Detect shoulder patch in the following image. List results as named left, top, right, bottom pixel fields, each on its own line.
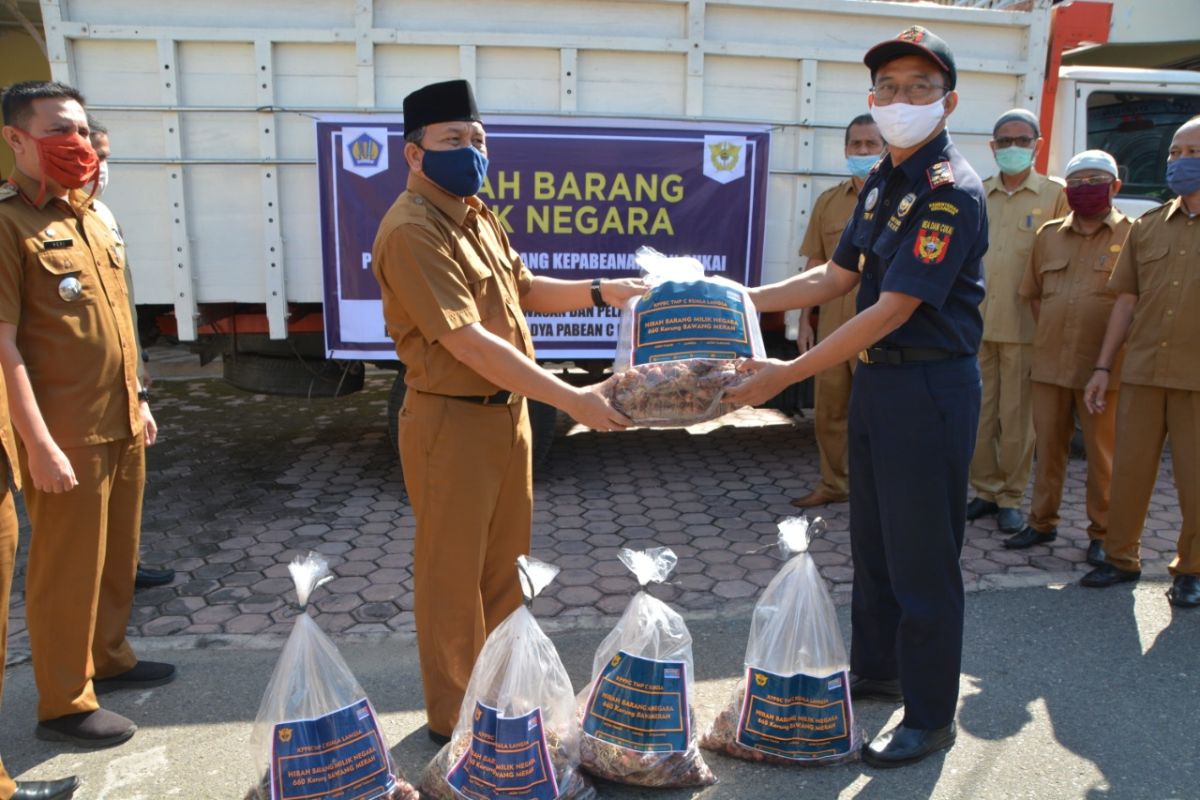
left=0, top=184, right=17, bottom=202
left=927, top=161, right=955, bottom=189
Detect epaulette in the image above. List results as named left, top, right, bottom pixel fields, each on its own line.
left=0, top=183, right=17, bottom=202
left=927, top=161, right=955, bottom=190
left=1138, top=200, right=1171, bottom=219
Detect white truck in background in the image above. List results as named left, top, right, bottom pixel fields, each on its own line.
left=20, top=0, right=1200, bottom=456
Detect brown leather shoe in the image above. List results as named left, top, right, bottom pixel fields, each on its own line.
left=790, top=488, right=849, bottom=508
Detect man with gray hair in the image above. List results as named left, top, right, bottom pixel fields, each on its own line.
left=967, top=108, right=1069, bottom=534
left=1009, top=150, right=1128, bottom=564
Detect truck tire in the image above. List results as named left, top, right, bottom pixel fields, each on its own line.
left=222, top=353, right=364, bottom=397
left=387, top=370, right=558, bottom=468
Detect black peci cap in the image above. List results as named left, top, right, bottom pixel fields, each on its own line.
left=864, top=25, right=957, bottom=91
left=402, top=79, right=481, bottom=138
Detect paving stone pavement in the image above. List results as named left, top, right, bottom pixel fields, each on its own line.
left=3, top=351, right=1184, bottom=662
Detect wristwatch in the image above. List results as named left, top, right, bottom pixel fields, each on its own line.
left=591, top=277, right=608, bottom=308
left=137, top=388, right=150, bottom=403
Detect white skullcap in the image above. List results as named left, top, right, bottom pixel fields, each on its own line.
left=1065, top=149, right=1118, bottom=179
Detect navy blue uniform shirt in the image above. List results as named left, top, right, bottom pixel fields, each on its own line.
left=831, top=129, right=987, bottom=354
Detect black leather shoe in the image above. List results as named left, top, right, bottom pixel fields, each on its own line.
left=1080, top=563, right=1141, bottom=588
left=997, top=507, right=1024, bottom=533
left=36, top=709, right=136, bottom=749
left=849, top=673, right=903, bottom=703
left=1167, top=575, right=1200, bottom=608
left=966, top=498, right=999, bottom=521
left=94, top=661, right=176, bottom=694
left=12, top=776, right=80, bottom=800
left=1086, top=539, right=1107, bottom=567
left=427, top=727, right=451, bottom=746
left=1004, top=525, right=1056, bottom=549
left=135, top=564, right=175, bottom=588
left=863, top=722, right=956, bottom=768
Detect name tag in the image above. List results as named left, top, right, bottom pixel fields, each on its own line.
left=43, top=239, right=74, bottom=250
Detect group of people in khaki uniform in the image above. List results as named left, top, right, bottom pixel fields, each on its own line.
left=0, top=50, right=1197, bottom=795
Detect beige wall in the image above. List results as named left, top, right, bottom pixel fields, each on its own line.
left=0, top=28, right=51, bottom=178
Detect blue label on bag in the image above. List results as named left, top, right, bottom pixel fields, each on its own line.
left=582, top=651, right=689, bottom=752
left=269, top=698, right=395, bottom=800
left=735, top=667, right=854, bottom=761
left=631, top=281, right=751, bottom=365
left=446, top=702, right=559, bottom=800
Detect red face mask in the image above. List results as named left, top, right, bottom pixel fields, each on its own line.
left=15, top=128, right=99, bottom=204
left=1064, top=182, right=1112, bottom=218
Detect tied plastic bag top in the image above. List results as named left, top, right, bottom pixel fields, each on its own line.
left=421, top=556, right=596, bottom=800
left=598, top=247, right=766, bottom=427
left=701, top=517, right=863, bottom=766
left=246, top=553, right=418, bottom=800
left=576, top=548, right=716, bottom=787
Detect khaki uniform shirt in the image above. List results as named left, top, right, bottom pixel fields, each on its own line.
left=1107, top=196, right=1200, bottom=392
left=981, top=171, right=1069, bottom=343
left=372, top=172, right=535, bottom=396
left=1019, top=208, right=1131, bottom=389
left=800, top=180, right=859, bottom=341
left=0, top=172, right=142, bottom=447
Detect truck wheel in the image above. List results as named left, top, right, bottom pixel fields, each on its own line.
left=529, top=400, right=558, bottom=468
left=387, top=368, right=407, bottom=457
left=222, top=353, right=364, bottom=397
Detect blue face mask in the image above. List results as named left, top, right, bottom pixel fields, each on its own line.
left=846, top=154, right=879, bottom=179
left=420, top=145, right=488, bottom=197
left=1166, top=156, right=1200, bottom=197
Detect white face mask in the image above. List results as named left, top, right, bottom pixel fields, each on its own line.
left=870, top=99, right=947, bottom=149
left=95, top=159, right=110, bottom=197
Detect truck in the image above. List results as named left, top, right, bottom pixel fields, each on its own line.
left=6, top=0, right=1200, bottom=459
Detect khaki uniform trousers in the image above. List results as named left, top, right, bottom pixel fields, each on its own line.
left=0, top=481, right=17, bottom=800
left=399, top=390, right=532, bottom=736
left=971, top=340, right=1034, bottom=508
left=21, top=436, right=143, bottom=721
left=1028, top=383, right=1116, bottom=539
left=814, top=359, right=853, bottom=498
left=1105, top=383, right=1200, bottom=576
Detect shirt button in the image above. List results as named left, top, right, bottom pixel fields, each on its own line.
left=1161, top=342, right=1168, bottom=347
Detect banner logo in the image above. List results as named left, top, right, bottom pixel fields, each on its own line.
left=277, top=727, right=292, bottom=743
left=341, top=128, right=389, bottom=178
left=703, top=135, right=747, bottom=184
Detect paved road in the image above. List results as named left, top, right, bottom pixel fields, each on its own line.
left=0, top=349, right=1193, bottom=799
left=0, top=580, right=1195, bottom=799
left=4, top=354, right=1184, bottom=659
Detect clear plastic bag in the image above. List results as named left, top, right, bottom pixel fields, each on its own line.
left=597, top=247, right=765, bottom=427
left=701, top=517, right=862, bottom=766
left=421, top=556, right=595, bottom=800
left=246, top=554, right=418, bottom=800
left=576, top=548, right=716, bottom=787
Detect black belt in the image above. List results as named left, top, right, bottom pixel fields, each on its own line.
left=858, top=347, right=958, bottom=366
left=430, top=390, right=519, bottom=405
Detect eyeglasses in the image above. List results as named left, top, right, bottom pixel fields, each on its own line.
left=1065, top=175, right=1114, bottom=187
left=869, top=81, right=947, bottom=104
left=994, top=136, right=1037, bottom=148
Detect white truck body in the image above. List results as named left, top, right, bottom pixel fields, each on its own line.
left=41, top=0, right=1058, bottom=344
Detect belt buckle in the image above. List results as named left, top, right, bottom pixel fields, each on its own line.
left=858, top=349, right=873, bottom=365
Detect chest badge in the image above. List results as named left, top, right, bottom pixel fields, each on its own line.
left=897, top=193, right=917, bottom=219
left=58, top=276, right=83, bottom=302
left=864, top=187, right=879, bottom=212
